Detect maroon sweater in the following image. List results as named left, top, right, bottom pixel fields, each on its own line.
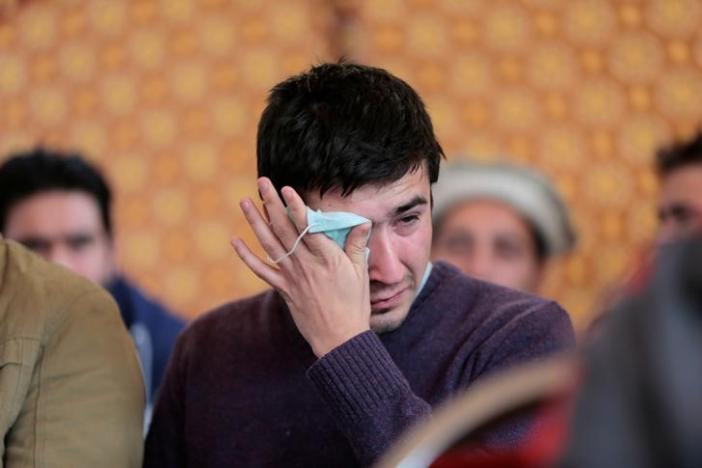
left=144, top=262, right=574, bottom=467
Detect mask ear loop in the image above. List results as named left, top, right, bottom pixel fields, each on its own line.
left=268, top=224, right=314, bottom=264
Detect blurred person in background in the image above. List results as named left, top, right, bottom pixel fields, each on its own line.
left=0, top=237, right=144, bottom=467
left=391, top=236, right=702, bottom=468
left=589, top=130, right=702, bottom=331
left=0, top=148, right=185, bottom=420
left=656, top=131, right=702, bottom=243
left=432, top=161, right=576, bottom=293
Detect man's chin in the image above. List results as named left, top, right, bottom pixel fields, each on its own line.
left=369, top=283, right=417, bottom=333
left=369, top=305, right=411, bottom=334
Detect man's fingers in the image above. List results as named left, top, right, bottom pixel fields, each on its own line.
left=344, top=222, right=372, bottom=268
left=281, top=186, right=331, bottom=256
left=231, top=238, right=286, bottom=291
left=281, top=186, right=307, bottom=232
left=258, top=177, right=300, bottom=250
left=239, top=197, right=290, bottom=266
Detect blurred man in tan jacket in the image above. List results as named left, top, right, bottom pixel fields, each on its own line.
left=0, top=237, right=144, bottom=467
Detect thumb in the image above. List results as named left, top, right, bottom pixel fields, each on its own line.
left=344, top=222, right=371, bottom=267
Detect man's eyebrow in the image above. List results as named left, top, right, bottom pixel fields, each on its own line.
left=393, top=195, right=428, bottom=216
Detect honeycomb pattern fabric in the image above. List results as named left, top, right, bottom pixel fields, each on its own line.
left=342, top=0, right=702, bottom=328
left=1, top=0, right=702, bottom=329
left=0, top=0, right=332, bottom=318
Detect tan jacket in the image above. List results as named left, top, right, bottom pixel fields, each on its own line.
left=0, top=239, right=144, bottom=467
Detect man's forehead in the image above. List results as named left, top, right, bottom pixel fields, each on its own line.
left=661, top=168, right=702, bottom=203
left=662, top=164, right=702, bottom=186
left=305, top=171, right=430, bottom=218
left=6, top=191, right=104, bottom=233
left=11, top=190, right=100, bottom=212
left=16, top=230, right=99, bottom=241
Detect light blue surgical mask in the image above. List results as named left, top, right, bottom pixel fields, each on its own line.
left=270, top=207, right=371, bottom=263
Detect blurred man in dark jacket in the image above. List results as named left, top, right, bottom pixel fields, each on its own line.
left=656, top=131, right=702, bottom=243
left=0, top=148, right=184, bottom=420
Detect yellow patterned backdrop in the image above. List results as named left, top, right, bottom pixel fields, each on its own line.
left=1, top=0, right=702, bottom=330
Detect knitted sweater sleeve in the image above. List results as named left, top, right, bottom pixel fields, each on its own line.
left=307, top=331, right=431, bottom=467
left=306, top=300, right=575, bottom=465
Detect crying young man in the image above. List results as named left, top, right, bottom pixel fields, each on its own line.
left=144, top=63, right=575, bottom=468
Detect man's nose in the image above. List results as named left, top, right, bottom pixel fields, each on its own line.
left=46, top=245, right=78, bottom=273
left=463, top=250, right=494, bottom=282
left=367, top=229, right=405, bottom=285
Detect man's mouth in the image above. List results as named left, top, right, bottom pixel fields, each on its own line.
left=370, top=287, right=409, bottom=312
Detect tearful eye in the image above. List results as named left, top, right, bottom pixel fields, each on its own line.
left=394, top=214, right=421, bottom=236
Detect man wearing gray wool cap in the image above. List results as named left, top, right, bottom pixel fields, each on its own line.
left=432, top=160, right=576, bottom=293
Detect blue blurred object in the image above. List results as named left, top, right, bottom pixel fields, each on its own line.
left=107, top=275, right=185, bottom=425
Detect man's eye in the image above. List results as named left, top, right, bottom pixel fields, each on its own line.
left=442, top=234, right=472, bottom=254
left=395, top=215, right=420, bottom=234
left=670, top=206, right=694, bottom=223
left=21, top=239, right=50, bottom=252
left=495, top=239, right=525, bottom=259
left=496, top=244, right=520, bottom=259
left=67, top=235, right=94, bottom=250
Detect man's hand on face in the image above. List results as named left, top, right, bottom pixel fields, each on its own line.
left=232, top=177, right=372, bottom=358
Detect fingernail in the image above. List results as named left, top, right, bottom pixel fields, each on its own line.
left=281, top=186, right=294, bottom=200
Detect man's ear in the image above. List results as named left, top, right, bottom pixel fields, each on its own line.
left=106, top=234, right=118, bottom=266
left=532, top=259, right=549, bottom=293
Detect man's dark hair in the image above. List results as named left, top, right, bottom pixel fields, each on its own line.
left=656, top=130, right=702, bottom=177
left=0, top=147, right=113, bottom=236
left=257, top=62, right=444, bottom=198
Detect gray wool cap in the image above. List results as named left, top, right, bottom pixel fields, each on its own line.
left=432, top=160, right=577, bottom=257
